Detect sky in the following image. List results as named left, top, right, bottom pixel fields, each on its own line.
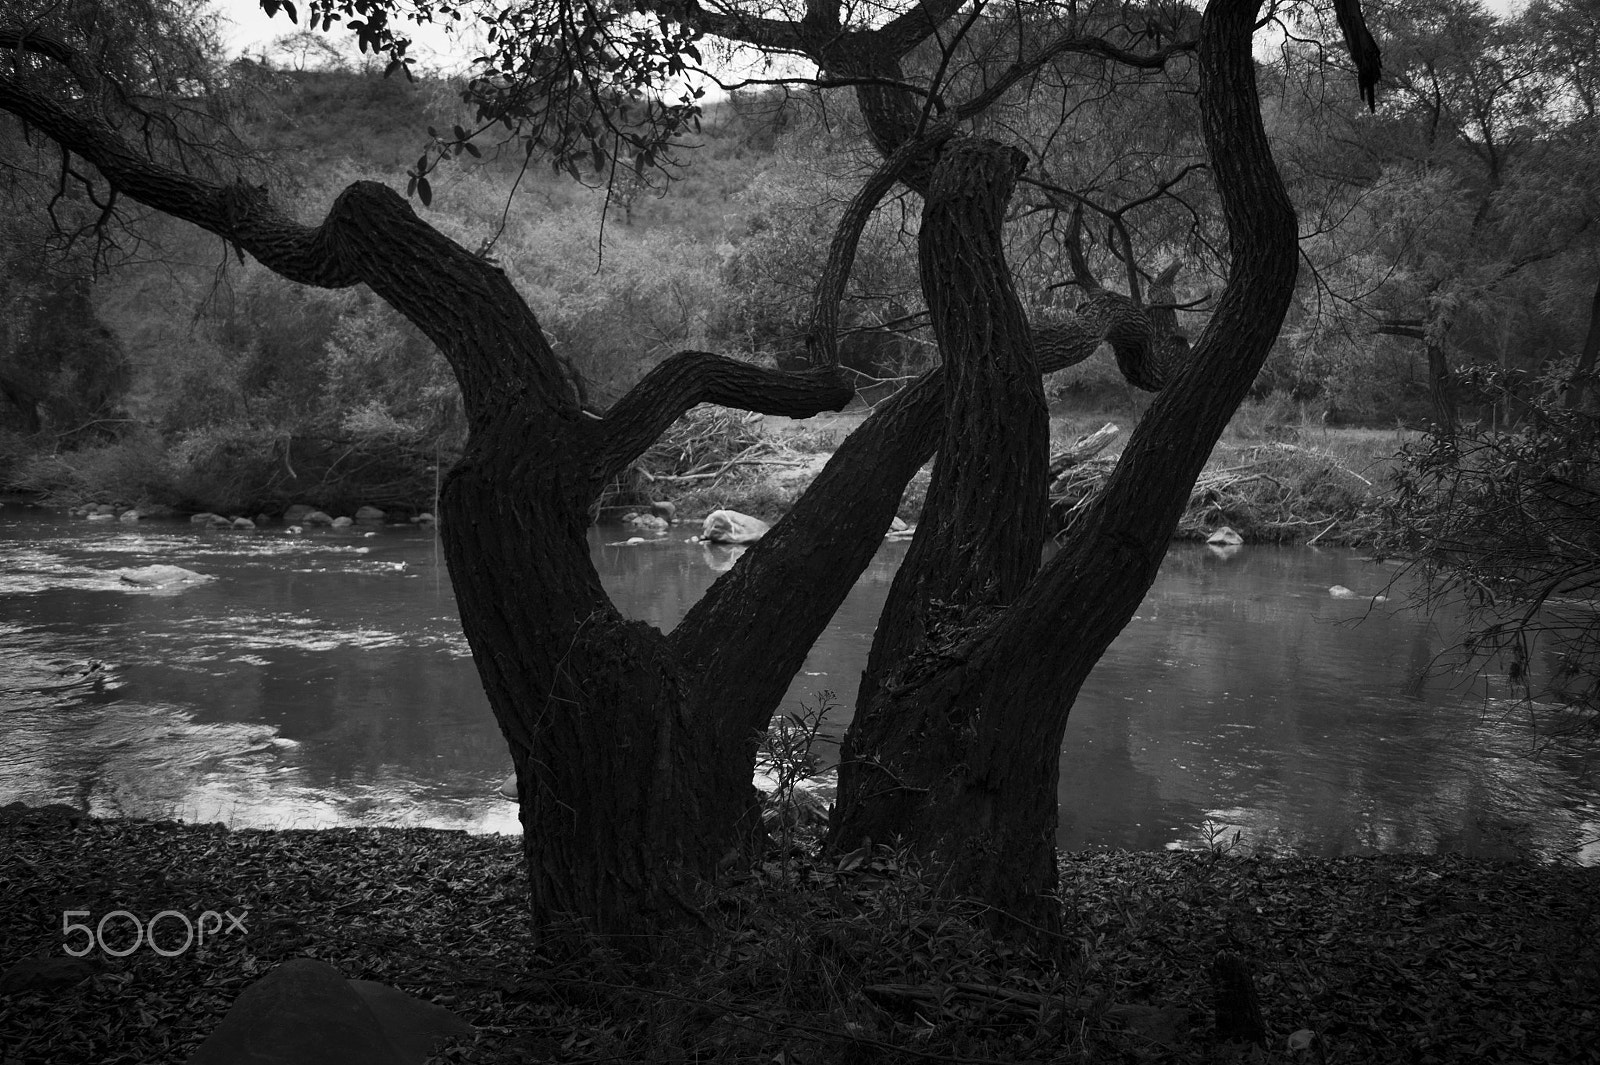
left=213, top=0, right=487, bottom=70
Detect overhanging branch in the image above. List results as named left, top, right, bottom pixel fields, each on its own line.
left=591, top=352, right=853, bottom=484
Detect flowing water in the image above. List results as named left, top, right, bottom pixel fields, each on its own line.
left=1, top=503, right=1595, bottom=862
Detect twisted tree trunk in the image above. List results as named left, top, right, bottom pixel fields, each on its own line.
left=827, top=0, right=1299, bottom=927
left=2, top=0, right=1311, bottom=938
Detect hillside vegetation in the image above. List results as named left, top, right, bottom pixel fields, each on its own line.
left=2, top=0, right=1596, bottom=522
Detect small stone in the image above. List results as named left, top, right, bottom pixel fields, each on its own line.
left=1328, top=585, right=1358, bottom=599
left=87, top=512, right=115, bottom=522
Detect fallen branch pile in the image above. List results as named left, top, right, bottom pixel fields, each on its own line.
left=1051, top=441, right=1388, bottom=545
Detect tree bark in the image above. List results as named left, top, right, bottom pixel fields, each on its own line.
left=1568, top=275, right=1600, bottom=410
left=828, top=0, right=1299, bottom=927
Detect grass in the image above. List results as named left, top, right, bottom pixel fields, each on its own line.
left=2, top=809, right=1596, bottom=1064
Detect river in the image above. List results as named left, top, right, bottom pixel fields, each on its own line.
left=1, top=503, right=1595, bottom=863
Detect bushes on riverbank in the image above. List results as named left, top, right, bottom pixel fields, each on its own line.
left=2, top=809, right=1595, bottom=1063
left=1, top=399, right=1402, bottom=542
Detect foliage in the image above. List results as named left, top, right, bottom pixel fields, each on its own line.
left=754, top=689, right=836, bottom=850
left=1381, top=364, right=1600, bottom=729
left=1265, top=0, right=1600, bottom=417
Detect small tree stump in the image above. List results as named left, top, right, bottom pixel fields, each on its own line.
left=1212, top=950, right=1266, bottom=1046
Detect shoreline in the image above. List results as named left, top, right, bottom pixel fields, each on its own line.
left=5, top=426, right=1399, bottom=550
left=3, top=808, right=1595, bottom=1064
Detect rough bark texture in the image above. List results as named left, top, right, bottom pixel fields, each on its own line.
left=828, top=0, right=1299, bottom=926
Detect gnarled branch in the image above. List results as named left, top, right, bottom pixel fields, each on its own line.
left=592, top=353, right=852, bottom=484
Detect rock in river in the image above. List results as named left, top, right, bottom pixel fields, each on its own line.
left=115, top=564, right=213, bottom=588
left=701, top=509, right=769, bottom=544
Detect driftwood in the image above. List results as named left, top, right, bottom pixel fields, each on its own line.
left=1048, top=422, right=1121, bottom=485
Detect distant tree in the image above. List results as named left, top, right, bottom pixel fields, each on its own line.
left=0, top=0, right=1377, bottom=937
left=1271, top=0, right=1600, bottom=426
left=1381, top=364, right=1599, bottom=732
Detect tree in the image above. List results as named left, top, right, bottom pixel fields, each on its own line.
left=1266, top=0, right=1600, bottom=425
left=0, top=0, right=1369, bottom=937
left=1381, top=364, right=1599, bottom=733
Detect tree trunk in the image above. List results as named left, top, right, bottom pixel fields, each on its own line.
left=830, top=0, right=1299, bottom=928
left=1427, top=337, right=1457, bottom=436
left=1568, top=275, right=1600, bottom=410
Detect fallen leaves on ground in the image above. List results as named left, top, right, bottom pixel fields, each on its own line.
left=1, top=813, right=1595, bottom=1064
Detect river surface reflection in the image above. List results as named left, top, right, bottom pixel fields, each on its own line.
left=1, top=504, right=1595, bottom=862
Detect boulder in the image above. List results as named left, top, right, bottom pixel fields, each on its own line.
left=232, top=517, right=257, bottom=530
left=1206, top=526, right=1244, bottom=546
left=1328, top=585, right=1358, bottom=599
left=331, top=516, right=355, bottom=528
left=93, top=503, right=116, bottom=515
left=414, top=512, right=436, bottom=526
left=119, top=509, right=141, bottom=522
left=115, top=564, right=212, bottom=588
left=209, top=514, right=233, bottom=528
left=649, top=500, right=676, bottom=524
left=355, top=505, right=386, bottom=524
left=183, top=958, right=472, bottom=1065
left=190, top=512, right=222, bottom=525
left=87, top=512, right=115, bottom=522
left=283, top=504, right=315, bottom=522
left=498, top=772, right=517, bottom=801
left=304, top=510, right=335, bottom=526
left=701, top=509, right=769, bottom=544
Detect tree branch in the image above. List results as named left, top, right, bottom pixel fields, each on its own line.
left=0, top=31, right=581, bottom=422
left=591, top=352, right=853, bottom=484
